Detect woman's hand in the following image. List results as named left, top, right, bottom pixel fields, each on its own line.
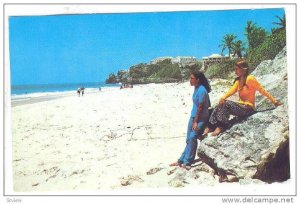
left=192, top=122, right=198, bottom=130
left=274, top=100, right=283, bottom=106
left=219, top=98, right=226, bottom=105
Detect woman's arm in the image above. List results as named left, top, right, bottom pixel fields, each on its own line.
left=193, top=104, right=203, bottom=124
left=192, top=88, right=206, bottom=130
left=219, top=81, right=238, bottom=105
left=192, top=103, right=203, bottom=130
left=251, top=76, right=282, bottom=106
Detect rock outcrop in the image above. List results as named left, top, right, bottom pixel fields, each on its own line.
left=197, top=47, right=289, bottom=183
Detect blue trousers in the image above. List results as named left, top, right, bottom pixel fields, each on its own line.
left=178, top=117, right=205, bottom=166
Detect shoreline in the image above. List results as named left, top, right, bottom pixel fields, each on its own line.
left=11, top=86, right=121, bottom=107
left=11, top=95, right=66, bottom=107
left=10, top=80, right=227, bottom=108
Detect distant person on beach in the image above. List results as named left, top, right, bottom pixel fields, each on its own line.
left=81, top=87, right=85, bottom=96
left=202, top=60, right=283, bottom=137
left=170, top=71, right=211, bottom=170
left=120, top=83, right=133, bottom=89
left=77, top=88, right=81, bottom=97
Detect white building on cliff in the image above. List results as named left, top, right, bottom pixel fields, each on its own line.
left=171, top=56, right=197, bottom=64
left=150, top=57, right=173, bottom=64
left=150, top=56, right=197, bottom=65
left=202, top=54, right=230, bottom=70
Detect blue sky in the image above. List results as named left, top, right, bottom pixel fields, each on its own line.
left=9, top=8, right=285, bottom=85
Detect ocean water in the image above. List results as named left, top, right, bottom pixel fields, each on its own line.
left=11, top=82, right=120, bottom=99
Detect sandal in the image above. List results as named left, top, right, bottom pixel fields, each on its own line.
left=181, top=164, right=191, bottom=170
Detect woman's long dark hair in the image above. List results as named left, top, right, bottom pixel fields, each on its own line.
left=191, top=71, right=211, bottom=93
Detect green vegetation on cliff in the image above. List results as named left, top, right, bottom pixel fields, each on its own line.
left=106, top=58, right=202, bottom=84
left=247, top=29, right=286, bottom=72
left=204, top=14, right=286, bottom=79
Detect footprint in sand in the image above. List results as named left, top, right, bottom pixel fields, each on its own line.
left=46, top=174, right=57, bottom=182
left=69, top=169, right=85, bottom=177
left=167, top=168, right=177, bottom=175
left=146, top=167, right=163, bottom=175
left=120, top=175, right=144, bottom=186
left=32, top=183, right=39, bottom=187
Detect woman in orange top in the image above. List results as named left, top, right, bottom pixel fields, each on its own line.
left=203, top=60, right=282, bottom=136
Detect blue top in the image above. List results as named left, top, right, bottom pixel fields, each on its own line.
left=191, top=85, right=210, bottom=121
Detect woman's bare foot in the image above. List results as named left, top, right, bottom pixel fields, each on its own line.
left=169, top=162, right=181, bottom=167
left=211, top=127, right=223, bottom=136
left=202, top=127, right=212, bottom=137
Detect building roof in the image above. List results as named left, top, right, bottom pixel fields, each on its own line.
left=208, top=54, right=223, bottom=58
left=175, top=56, right=196, bottom=58
left=153, top=56, right=173, bottom=60
left=202, top=53, right=229, bottom=60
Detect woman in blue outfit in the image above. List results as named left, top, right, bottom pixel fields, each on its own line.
left=170, top=71, right=211, bottom=170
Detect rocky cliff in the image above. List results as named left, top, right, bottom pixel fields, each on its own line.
left=197, top=47, right=289, bottom=183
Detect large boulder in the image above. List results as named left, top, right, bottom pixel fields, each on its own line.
left=197, top=47, right=289, bottom=183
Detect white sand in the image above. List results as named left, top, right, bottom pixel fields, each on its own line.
left=11, top=81, right=233, bottom=192
left=12, top=82, right=206, bottom=192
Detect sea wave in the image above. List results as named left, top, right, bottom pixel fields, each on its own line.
left=11, top=86, right=119, bottom=100
left=11, top=81, right=121, bottom=97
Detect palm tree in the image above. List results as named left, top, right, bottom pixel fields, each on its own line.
left=219, top=34, right=237, bottom=57
left=245, top=21, right=256, bottom=50
left=232, top=40, right=246, bottom=58
left=244, top=20, right=267, bottom=52
left=272, top=14, right=286, bottom=33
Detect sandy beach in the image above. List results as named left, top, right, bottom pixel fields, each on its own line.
left=12, top=82, right=231, bottom=192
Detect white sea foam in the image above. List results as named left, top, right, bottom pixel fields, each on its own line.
left=11, top=86, right=120, bottom=101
